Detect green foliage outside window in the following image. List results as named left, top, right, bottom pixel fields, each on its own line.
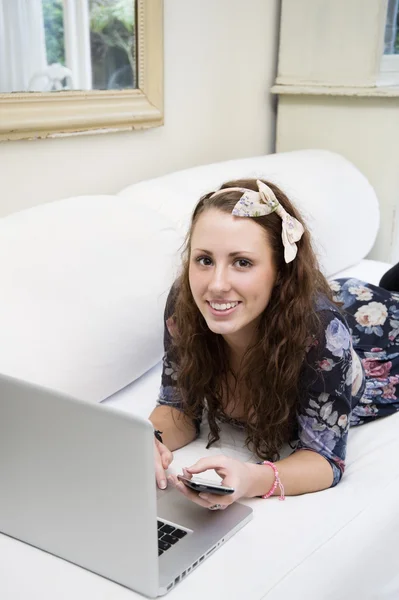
left=89, top=0, right=136, bottom=81
left=42, top=0, right=135, bottom=88
left=42, top=0, right=65, bottom=65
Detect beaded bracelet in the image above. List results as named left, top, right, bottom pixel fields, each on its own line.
left=261, top=461, right=285, bottom=501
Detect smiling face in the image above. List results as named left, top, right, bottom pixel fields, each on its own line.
left=188, top=208, right=277, bottom=351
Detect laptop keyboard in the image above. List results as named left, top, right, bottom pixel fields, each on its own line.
left=157, top=520, right=187, bottom=556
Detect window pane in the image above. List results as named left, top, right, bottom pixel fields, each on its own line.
left=89, top=0, right=136, bottom=90
left=384, top=0, right=399, bottom=54
left=41, top=0, right=137, bottom=91
left=43, top=0, right=65, bottom=66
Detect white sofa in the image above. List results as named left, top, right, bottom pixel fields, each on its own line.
left=1, top=149, right=399, bottom=600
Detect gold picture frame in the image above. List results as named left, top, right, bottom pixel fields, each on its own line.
left=0, top=0, right=163, bottom=141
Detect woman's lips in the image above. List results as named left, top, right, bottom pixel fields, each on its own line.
left=206, top=301, right=241, bottom=317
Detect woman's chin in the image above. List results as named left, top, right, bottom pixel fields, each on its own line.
left=205, top=319, right=240, bottom=336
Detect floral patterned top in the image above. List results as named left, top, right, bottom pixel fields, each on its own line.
left=157, top=278, right=399, bottom=487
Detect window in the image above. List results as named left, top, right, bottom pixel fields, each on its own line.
left=380, top=0, right=399, bottom=84
left=384, top=0, right=399, bottom=54
left=41, top=0, right=137, bottom=92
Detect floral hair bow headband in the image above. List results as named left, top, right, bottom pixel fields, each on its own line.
left=211, top=180, right=305, bottom=263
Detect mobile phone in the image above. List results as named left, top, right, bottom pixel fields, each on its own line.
left=177, top=475, right=235, bottom=495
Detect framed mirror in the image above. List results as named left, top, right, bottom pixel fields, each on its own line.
left=0, top=0, right=163, bottom=140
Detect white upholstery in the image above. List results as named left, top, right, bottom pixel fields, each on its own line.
left=2, top=361, right=398, bottom=600
left=333, top=258, right=392, bottom=284
left=0, top=196, right=181, bottom=401
left=1, top=150, right=398, bottom=600
left=0, top=150, right=383, bottom=402
left=119, top=149, right=380, bottom=278
left=105, top=367, right=399, bottom=600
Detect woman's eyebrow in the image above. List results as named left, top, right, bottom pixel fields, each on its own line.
left=192, top=249, right=256, bottom=256
left=228, top=251, right=256, bottom=257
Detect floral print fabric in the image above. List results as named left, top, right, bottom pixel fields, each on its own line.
left=297, top=278, right=399, bottom=485
left=295, top=296, right=360, bottom=486
left=331, top=278, right=399, bottom=424
left=157, top=278, right=399, bottom=487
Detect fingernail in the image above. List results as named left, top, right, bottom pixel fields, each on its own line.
left=199, top=493, right=209, bottom=500
left=159, top=480, right=167, bottom=489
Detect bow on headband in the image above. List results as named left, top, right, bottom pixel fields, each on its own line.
left=211, top=180, right=304, bottom=263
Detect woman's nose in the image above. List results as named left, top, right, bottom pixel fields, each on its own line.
left=208, top=267, right=231, bottom=294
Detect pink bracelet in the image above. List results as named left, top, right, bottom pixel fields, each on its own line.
left=261, top=461, right=285, bottom=501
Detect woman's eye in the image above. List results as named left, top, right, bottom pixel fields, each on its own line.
left=196, top=256, right=213, bottom=266
left=235, top=259, right=252, bottom=268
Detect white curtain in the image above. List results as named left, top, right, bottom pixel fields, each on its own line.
left=63, top=0, right=92, bottom=90
left=0, top=0, right=47, bottom=92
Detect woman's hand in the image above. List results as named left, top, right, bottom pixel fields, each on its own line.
left=168, top=455, right=258, bottom=509
left=154, top=438, right=173, bottom=489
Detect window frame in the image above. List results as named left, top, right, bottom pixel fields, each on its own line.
left=379, top=54, right=399, bottom=85
left=379, top=0, right=399, bottom=85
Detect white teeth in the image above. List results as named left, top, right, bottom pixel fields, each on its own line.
left=209, top=301, right=238, bottom=311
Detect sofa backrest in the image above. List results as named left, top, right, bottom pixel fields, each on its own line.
left=0, top=150, right=380, bottom=402
left=119, top=149, right=380, bottom=277
left=0, top=195, right=181, bottom=402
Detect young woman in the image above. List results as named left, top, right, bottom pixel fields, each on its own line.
left=149, top=178, right=399, bottom=509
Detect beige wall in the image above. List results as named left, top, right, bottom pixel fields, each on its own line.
left=275, top=94, right=399, bottom=263
left=273, top=0, right=399, bottom=263
left=0, top=0, right=280, bottom=216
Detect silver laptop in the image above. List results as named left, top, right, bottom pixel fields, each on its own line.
left=0, top=373, right=253, bottom=597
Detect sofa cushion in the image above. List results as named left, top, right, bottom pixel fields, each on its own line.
left=0, top=195, right=182, bottom=402
left=332, top=259, right=392, bottom=285
left=118, top=149, right=380, bottom=277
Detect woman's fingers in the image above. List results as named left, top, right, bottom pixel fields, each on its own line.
left=198, top=492, right=234, bottom=506
left=154, top=440, right=173, bottom=489
left=161, top=446, right=173, bottom=470
left=185, top=455, right=229, bottom=475
left=184, top=455, right=237, bottom=487
left=155, top=454, right=167, bottom=489
left=155, top=439, right=173, bottom=471
left=168, top=475, right=224, bottom=509
left=182, top=467, right=192, bottom=479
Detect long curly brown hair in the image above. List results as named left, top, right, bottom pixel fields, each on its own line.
left=170, top=178, right=334, bottom=460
